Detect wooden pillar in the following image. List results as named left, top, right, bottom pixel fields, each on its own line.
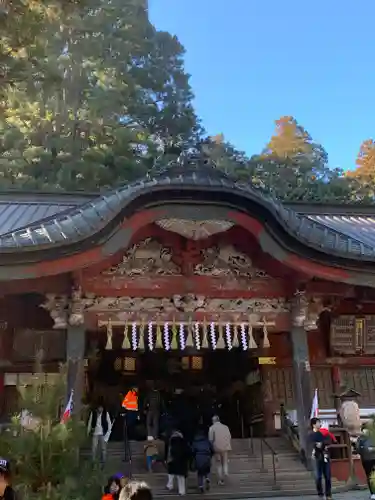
left=290, top=291, right=312, bottom=465
left=66, top=325, right=86, bottom=416
left=41, top=289, right=87, bottom=416
left=260, top=367, right=274, bottom=435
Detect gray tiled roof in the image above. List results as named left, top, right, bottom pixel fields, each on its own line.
left=0, top=156, right=375, bottom=262
left=0, top=202, right=75, bottom=236
left=0, top=193, right=95, bottom=236
left=307, top=214, right=375, bottom=251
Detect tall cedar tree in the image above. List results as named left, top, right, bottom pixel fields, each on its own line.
left=0, top=1, right=82, bottom=93
left=254, top=115, right=357, bottom=202
left=202, top=128, right=359, bottom=203
left=0, top=0, right=201, bottom=191
left=347, top=139, right=375, bottom=198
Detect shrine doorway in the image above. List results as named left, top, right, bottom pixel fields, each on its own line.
left=86, top=347, right=263, bottom=441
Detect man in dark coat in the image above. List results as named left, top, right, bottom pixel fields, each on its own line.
left=310, top=418, right=333, bottom=500
left=144, top=381, right=162, bottom=439
left=357, top=423, right=375, bottom=499
left=192, top=427, right=213, bottom=493
left=165, top=430, right=191, bottom=496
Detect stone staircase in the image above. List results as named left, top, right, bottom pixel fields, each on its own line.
left=93, top=436, right=343, bottom=498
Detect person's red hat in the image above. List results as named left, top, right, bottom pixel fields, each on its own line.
left=320, top=427, right=337, bottom=442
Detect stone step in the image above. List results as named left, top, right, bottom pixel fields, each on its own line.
left=126, top=473, right=313, bottom=484
left=93, top=436, right=338, bottom=498
left=119, top=475, right=346, bottom=500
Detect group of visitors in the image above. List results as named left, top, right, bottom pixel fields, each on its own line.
left=311, top=416, right=375, bottom=500
left=148, top=415, right=232, bottom=496
left=100, top=414, right=231, bottom=498
left=102, top=478, right=152, bottom=500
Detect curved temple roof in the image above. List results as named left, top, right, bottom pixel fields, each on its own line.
left=0, top=151, right=375, bottom=266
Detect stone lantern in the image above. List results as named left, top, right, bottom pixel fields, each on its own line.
left=336, top=388, right=361, bottom=437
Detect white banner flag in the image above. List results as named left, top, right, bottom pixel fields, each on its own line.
left=310, top=388, right=319, bottom=419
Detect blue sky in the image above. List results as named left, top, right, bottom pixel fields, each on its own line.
left=150, top=0, right=375, bottom=171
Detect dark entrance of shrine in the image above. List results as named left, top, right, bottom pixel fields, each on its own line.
left=86, top=346, right=263, bottom=441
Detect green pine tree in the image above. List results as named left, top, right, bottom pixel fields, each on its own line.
left=0, top=359, right=102, bottom=499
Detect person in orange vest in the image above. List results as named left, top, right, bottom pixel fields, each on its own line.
left=122, top=388, right=139, bottom=412
left=121, top=387, right=139, bottom=463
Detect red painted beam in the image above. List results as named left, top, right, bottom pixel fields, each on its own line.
left=18, top=208, right=357, bottom=284
left=86, top=310, right=291, bottom=331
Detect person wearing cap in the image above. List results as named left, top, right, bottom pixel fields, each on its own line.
left=0, top=458, right=15, bottom=500
left=102, top=475, right=122, bottom=500
left=143, top=436, right=164, bottom=472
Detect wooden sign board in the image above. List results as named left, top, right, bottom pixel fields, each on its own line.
left=258, top=357, right=276, bottom=365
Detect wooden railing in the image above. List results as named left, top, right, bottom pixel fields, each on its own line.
left=249, top=422, right=278, bottom=487
left=280, top=404, right=300, bottom=453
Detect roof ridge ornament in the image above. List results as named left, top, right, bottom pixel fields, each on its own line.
left=149, top=141, right=229, bottom=181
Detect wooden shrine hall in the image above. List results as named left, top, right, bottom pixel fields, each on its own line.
left=0, top=150, right=375, bottom=451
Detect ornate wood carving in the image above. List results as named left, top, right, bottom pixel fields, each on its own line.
left=41, top=289, right=96, bottom=329
left=41, top=295, right=69, bottom=329
left=291, top=290, right=323, bottom=331
left=80, top=237, right=285, bottom=297
left=86, top=295, right=290, bottom=328
left=104, top=238, right=182, bottom=276
left=89, top=296, right=290, bottom=314
left=194, top=244, right=270, bottom=279
left=155, top=219, right=234, bottom=240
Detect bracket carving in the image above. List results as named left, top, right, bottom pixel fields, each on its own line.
left=41, top=288, right=96, bottom=328
left=291, top=291, right=326, bottom=331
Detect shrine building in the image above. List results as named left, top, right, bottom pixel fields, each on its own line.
left=0, top=151, right=375, bottom=452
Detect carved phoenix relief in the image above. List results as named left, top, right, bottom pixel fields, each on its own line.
left=194, top=245, right=270, bottom=279
left=103, top=238, right=182, bottom=277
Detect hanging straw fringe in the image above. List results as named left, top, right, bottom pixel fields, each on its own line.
left=216, top=323, right=226, bottom=349
left=186, top=322, right=194, bottom=347
left=122, top=322, right=131, bottom=349
left=156, top=323, right=163, bottom=349
left=248, top=324, right=258, bottom=349
left=202, top=318, right=209, bottom=348
left=171, top=321, right=178, bottom=350
left=232, top=324, right=239, bottom=347
left=105, top=319, right=113, bottom=350
left=262, top=318, right=270, bottom=348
